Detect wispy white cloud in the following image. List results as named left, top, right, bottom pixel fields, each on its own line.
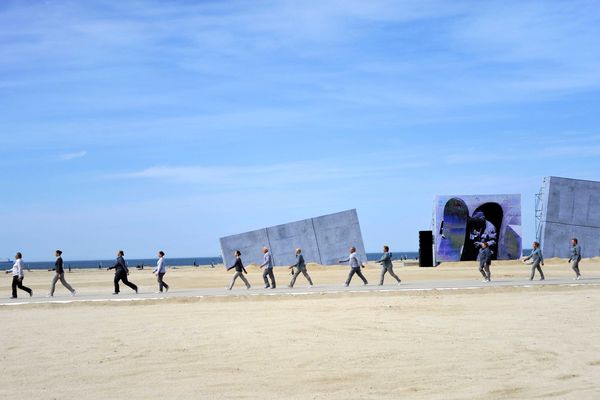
left=107, top=156, right=429, bottom=187
left=59, top=150, right=87, bottom=161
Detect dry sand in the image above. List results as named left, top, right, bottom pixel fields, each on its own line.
left=1, top=259, right=599, bottom=399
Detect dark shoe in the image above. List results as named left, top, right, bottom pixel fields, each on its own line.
left=112, top=292, right=119, bottom=295
left=264, top=285, right=270, bottom=289
left=9, top=296, right=17, bottom=299
left=29, top=291, right=33, bottom=297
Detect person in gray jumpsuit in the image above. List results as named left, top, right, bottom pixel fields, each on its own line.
left=259, top=247, right=276, bottom=289
left=288, top=248, right=313, bottom=288
left=523, top=241, right=545, bottom=281
left=477, top=241, right=492, bottom=282
left=376, top=245, right=401, bottom=285
left=340, top=247, right=368, bottom=287
left=568, top=238, right=583, bottom=280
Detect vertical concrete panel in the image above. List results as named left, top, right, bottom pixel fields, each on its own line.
left=541, top=176, right=600, bottom=258
left=312, top=209, right=367, bottom=265
left=220, top=228, right=269, bottom=267
left=266, top=219, right=320, bottom=266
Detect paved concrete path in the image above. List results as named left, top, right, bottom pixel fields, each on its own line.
left=1, top=277, right=599, bottom=306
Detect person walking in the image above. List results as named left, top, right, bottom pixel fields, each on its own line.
left=376, top=245, right=401, bottom=285
left=259, top=247, right=276, bottom=289
left=523, top=241, right=545, bottom=281
left=288, top=248, right=313, bottom=288
left=107, top=250, right=138, bottom=294
left=227, top=250, right=250, bottom=290
left=568, top=238, right=583, bottom=280
left=340, top=247, right=368, bottom=287
left=477, top=241, right=492, bottom=282
left=153, top=251, right=169, bottom=293
left=48, top=250, right=76, bottom=297
left=5, top=252, right=32, bottom=298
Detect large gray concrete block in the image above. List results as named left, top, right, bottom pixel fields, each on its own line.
left=219, top=209, right=366, bottom=267
left=540, top=176, right=600, bottom=258
left=266, top=219, right=320, bottom=266
left=312, top=209, right=367, bottom=265
left=219, top=228, right=269, bottom=268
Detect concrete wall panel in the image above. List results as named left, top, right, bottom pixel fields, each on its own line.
left=219, top=228, right=269, bottom=267
left=266, top=219, right=320, bottom=266
left=220, top=209, right=365, bottom=267
left=540, top=176, right=600, bottom=258
left=312, top=209, right=367, bottom=265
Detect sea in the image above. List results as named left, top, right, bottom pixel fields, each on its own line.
left=0, top=252, right=420, bottom=270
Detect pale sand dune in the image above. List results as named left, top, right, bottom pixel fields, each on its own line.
left=1, top=260, right=599, bottom=399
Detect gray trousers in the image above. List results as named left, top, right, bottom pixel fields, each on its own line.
left=379, top=266, right=401, bottom=285
left=262, top=268, right=276, bottom=288
left=290, top=267, right=313, bottom=287
left=479, top=264, right=491, bottom=280
left=346, top=268, right=368, bottom=285
left=530, top=262, right=545, bottom=280
left=571, top=259, right=581, bottom=277
left=229, top=271, right=250, bottom=290
left=49, top=273, right=75, bottom=296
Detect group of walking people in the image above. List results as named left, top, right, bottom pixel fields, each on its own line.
left=4, top=238, right=587, bottom=298
left=477, top=238, right=584, bottom=282
left=5, top=250, right=169, bottom=298
left=227, top=245, right=401, bottom=290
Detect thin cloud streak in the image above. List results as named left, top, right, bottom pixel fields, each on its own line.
left=59, top=150, right=87, bottom=161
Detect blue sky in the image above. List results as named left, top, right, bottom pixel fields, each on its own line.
left=1, top=0, right=600, bottom=261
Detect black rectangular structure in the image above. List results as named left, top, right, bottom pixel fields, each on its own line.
left=419, top=230, right=434, bottom=267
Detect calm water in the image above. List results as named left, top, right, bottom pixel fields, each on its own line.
left=0, top=252, right=420, bottom=270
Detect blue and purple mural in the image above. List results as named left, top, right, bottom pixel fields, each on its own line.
left=433, top=195, right=522, bottom=262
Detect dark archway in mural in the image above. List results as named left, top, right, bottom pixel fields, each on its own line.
left=461, top=202, right=503, bottom=261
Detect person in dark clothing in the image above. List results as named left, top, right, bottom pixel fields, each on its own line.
left=288, top=248, right=314, bottom=288
left=48, top=250, right=76, bottom=297
left=107, top=250, right=138, bottom=294
left=477, top=242, right=492, bottom=282
left=227, top=250, right=250, bottom=290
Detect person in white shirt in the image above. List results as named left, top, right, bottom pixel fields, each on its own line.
left=153, top=251, right=169, bottom=293
left=5, top=252, right=32, bottom=298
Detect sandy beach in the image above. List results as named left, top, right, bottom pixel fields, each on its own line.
left=1, top=259, right=599, bottom=399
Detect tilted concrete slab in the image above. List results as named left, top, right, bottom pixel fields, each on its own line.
left=219, top=209, right=366, bottom=267
left=540, top=176, right=600, bottom=258
left=312, top=210, right=367, bottom=265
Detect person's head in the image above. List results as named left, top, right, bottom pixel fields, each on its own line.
left=262, top=247, right=269, bottom=254
left=117, top=250, right=124, bottom=257
left=532, top=241, right=540, bottom=249
left=383, top=245, right=389, bottom=252
left=296, top=248, right=302, bottom=255
left=15, top=252, right=22, bottom=260
left=481, top=241, right=488, bottom=249
left=571, top=238, right=578, bottom=245
left=55, top=250, right=62, bottom=257
left=158, top=251, right=165, bottom=257
left=234, top=250, right=241, bottom=257
left=350, top=246, right=356, bottom=254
